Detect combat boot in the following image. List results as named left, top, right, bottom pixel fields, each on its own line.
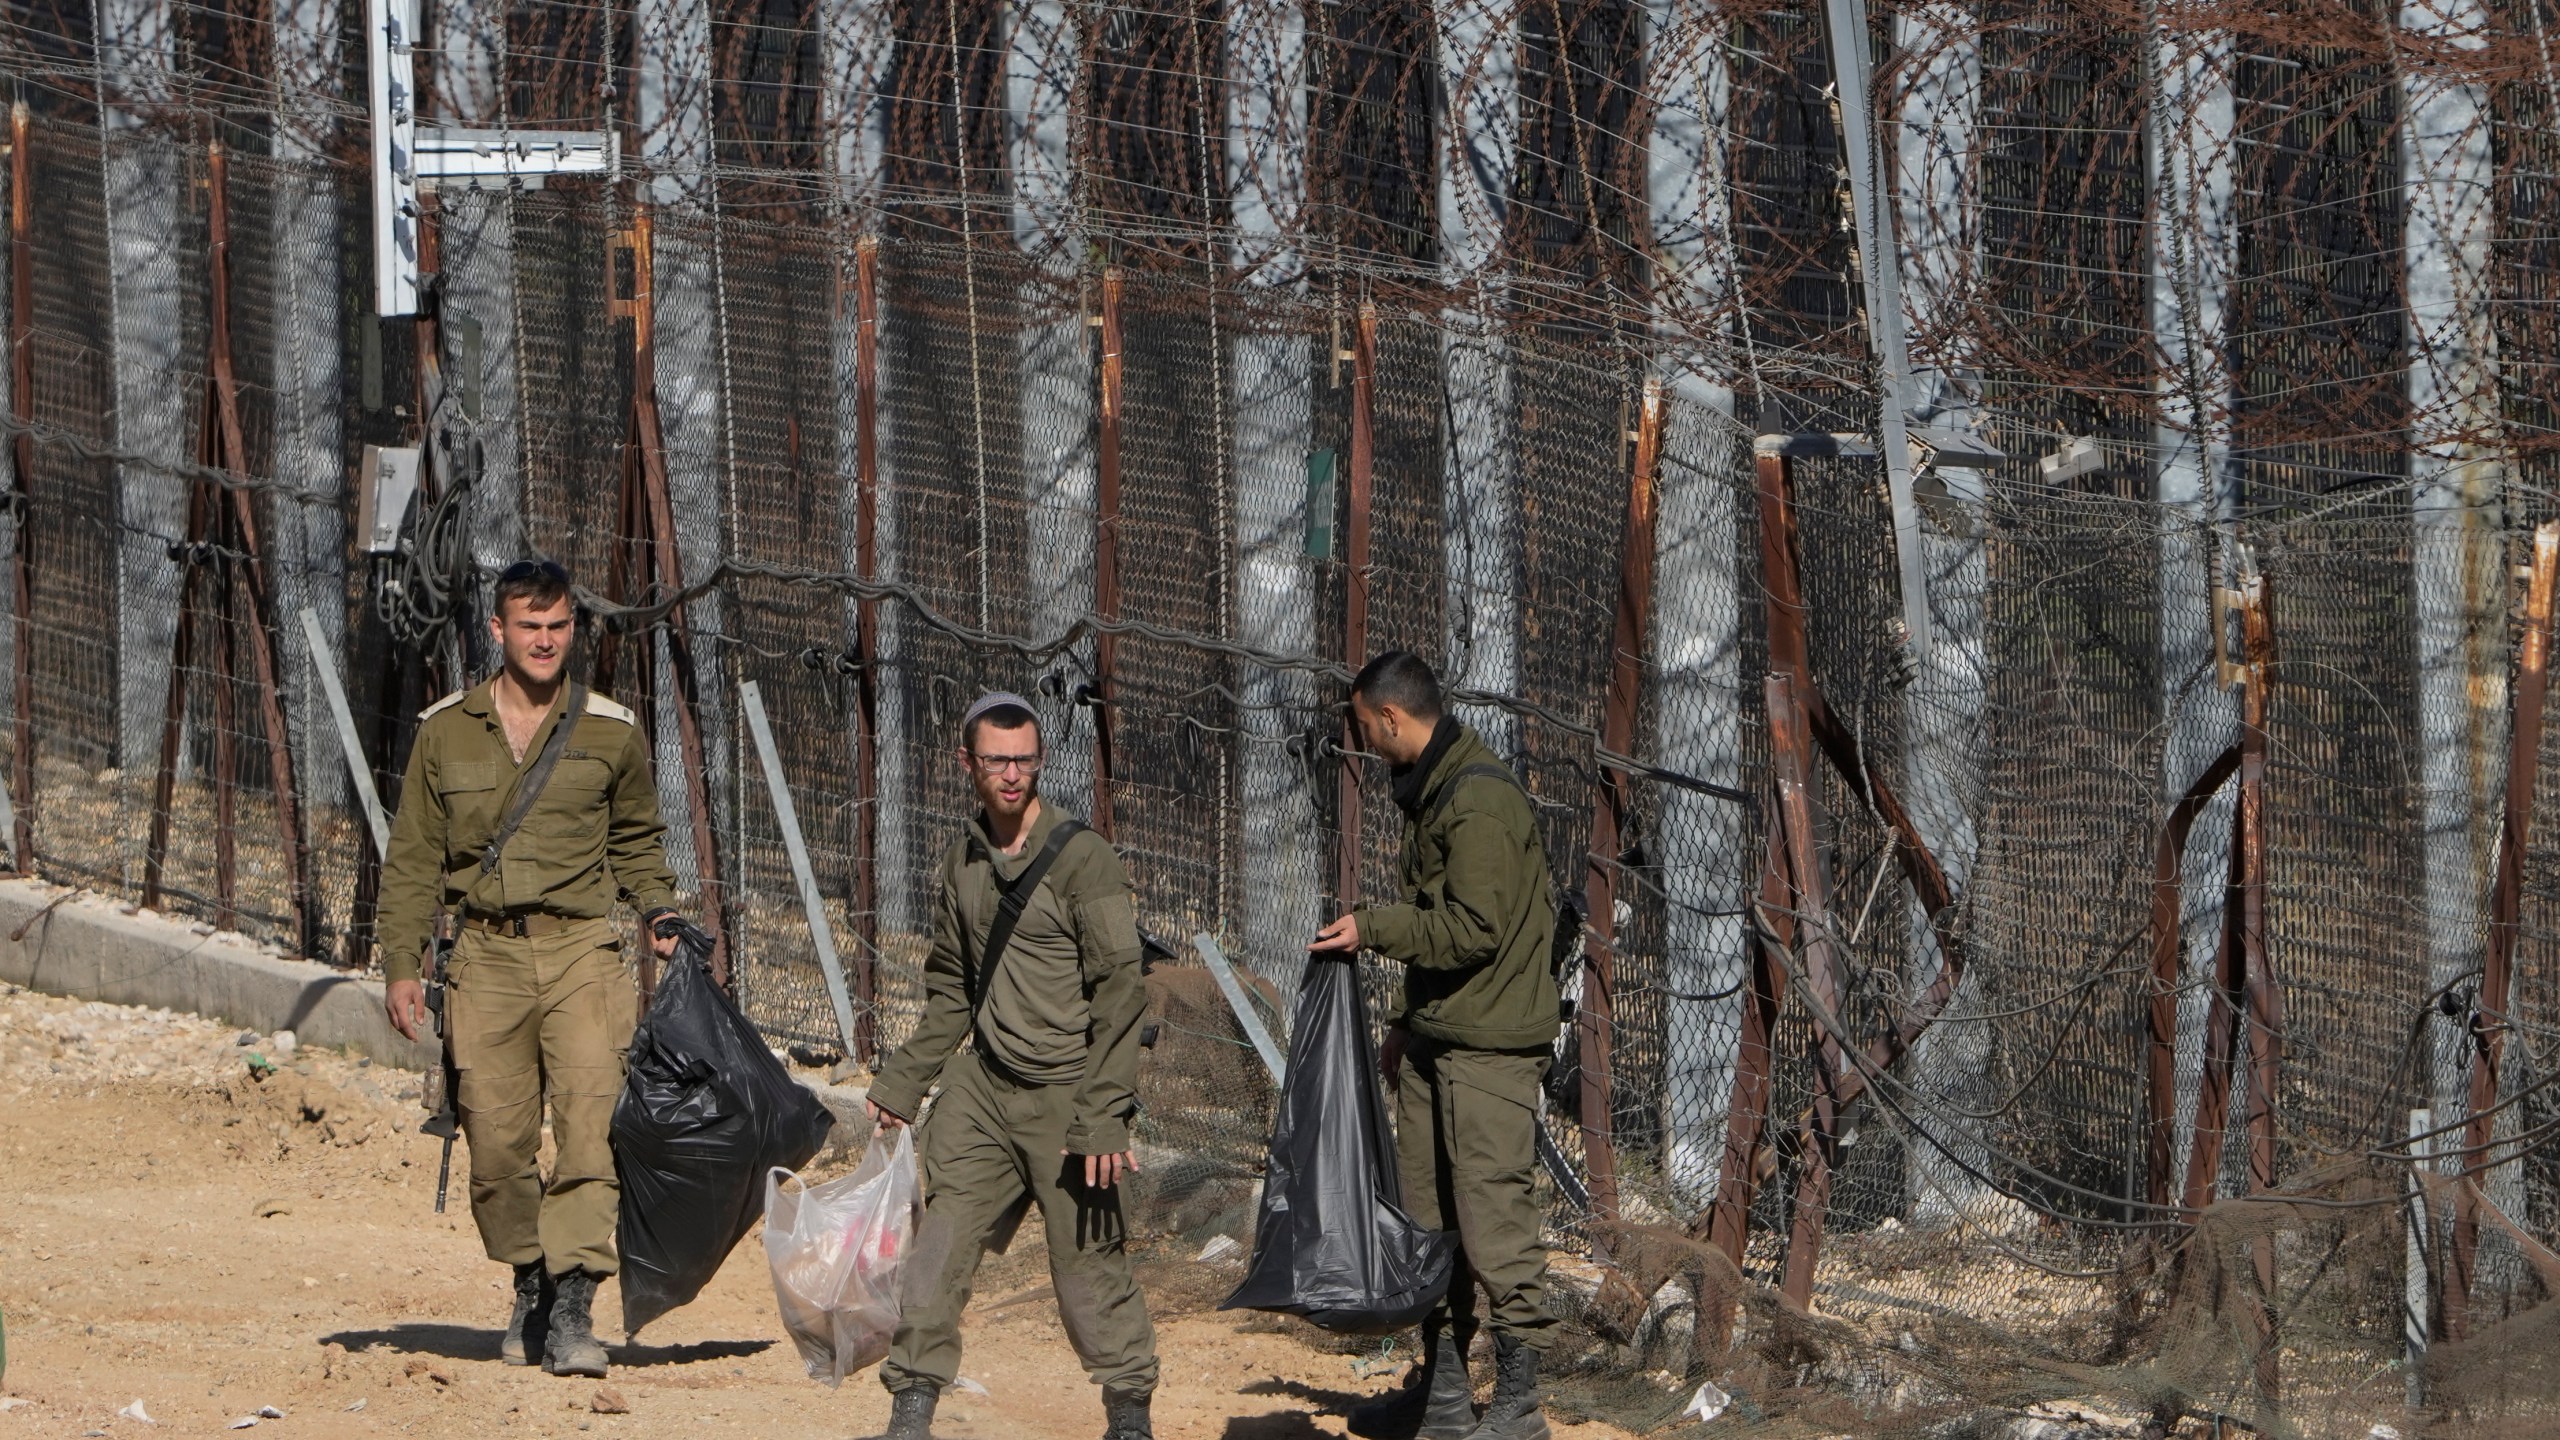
left=878, top=1385, right=939, bottom=1440
left=500, top=1262, right=551, bottom=1366
left=1100, top=1387, right=1154, bottom=1440
left=542, top=1268, right=610, bottom=1378
left=1347, top=1323, right=1476, bottom=1440
left=1460, top=1334, right=1548, bottom=1440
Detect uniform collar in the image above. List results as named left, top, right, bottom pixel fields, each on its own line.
left=970, top=798, right=1067, bottom=874
left=1391, top=716, right=1469, bottom=816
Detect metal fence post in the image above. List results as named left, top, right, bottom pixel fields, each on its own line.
left=2445, top=519, right=2560, bottom=1336
left=1577, top=377, right=1664, bottom=1226
left=1093, top=266, right=1122, bottom=839
left=6, top=101, right=32, bottom=873
left=1335, top=302, right=1375, bottom=910
left=849, top=233, right=882, bottom=1063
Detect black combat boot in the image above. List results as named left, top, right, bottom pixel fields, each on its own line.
left=1460, top=1334, right=1548, bottom=1440
left=1347, top=1322, right=1476, bottom=1440
left=500, top=1262, right=551, bottom=1366
left=542, top=1268, right=610, bottom=1378
left=879, top=1385, right=939, bottom=1440
left=1099, top=1388, right=1154, bottom=1440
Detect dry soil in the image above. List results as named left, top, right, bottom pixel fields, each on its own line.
left=0, top=981, right=1636, bottom=1440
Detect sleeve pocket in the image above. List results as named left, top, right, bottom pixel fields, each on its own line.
left=1076, top=890, right=1143, bottom=970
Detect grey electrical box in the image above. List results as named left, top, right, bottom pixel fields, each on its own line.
left=358, top=444, right=423, bottom=555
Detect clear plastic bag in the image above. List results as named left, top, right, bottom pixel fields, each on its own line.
left=763, top=1125, right=918, bottom=1386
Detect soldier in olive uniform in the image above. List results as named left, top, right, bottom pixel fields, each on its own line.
left=380, top=560, right=685, bottom=1380
left=862, top=693, right=1156, bottom=1440
left=1315, top=652, right=1561, bottom=1440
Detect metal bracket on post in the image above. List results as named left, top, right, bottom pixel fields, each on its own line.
left=741, top=680, right=865, bottom=1061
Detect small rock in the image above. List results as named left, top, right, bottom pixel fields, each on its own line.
left=251, top=1198, right=290, bottom=1219
left=1195, top=1235, right=1242, bottom=1264
left=227, top=1418, right=260, bottom=1431
left=951, top=1376, right=990, bottom=1397
left=0, top=1398, right=31, bottom=1412
left=191, top=921, right=216, bottom=936
left=343, top=1399, right=366, bottom=1413
left=236, top=1031, right=259, bottom=1046
left=256, top=1406, right=285, bottom=1419
left=270, top=1031, right=297, bottom=1058
left=828, top=1058, right=866, bottom=1086
left=589, top=1387, right=629, bottom=1415
left=116, top=1399, right=156, bottom=1424
left=301, top=1277, right=318, bottom=1288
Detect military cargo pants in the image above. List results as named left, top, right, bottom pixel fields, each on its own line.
left=448, top=916, right=636, bottom=1277
left=880, top=1049, right=1159, bottom=1398
left=1395, top=1036, right=1556, bottom=1350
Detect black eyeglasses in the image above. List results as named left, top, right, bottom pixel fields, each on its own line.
left=497, top=559, right=572, bottom=587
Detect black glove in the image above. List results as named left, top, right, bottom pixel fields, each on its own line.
left=643, top=907, right=685, bottom=941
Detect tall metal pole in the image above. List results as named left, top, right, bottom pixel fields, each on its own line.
left=6, top=102, right=32, bottom=873
left=1092, top=267, right=1122, bottom=838
left=849, top=233, right=882, bottom=1063
left=1336, top=303, right=1375, bottom=910
left=2445, top=521, right=2560, bottom=1335
left=1578, top=378, right=1663, bottom=1225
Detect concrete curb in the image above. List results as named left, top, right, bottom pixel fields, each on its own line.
left=0, top=878, right=437, bottom=1070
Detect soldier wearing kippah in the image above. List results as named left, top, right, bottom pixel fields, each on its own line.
left=864, top=692, right=1157, bottom=1440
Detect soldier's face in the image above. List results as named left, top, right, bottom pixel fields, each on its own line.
left=962, top=720, right=1043, bottom=820
left=491, top=597, right=575, bottom=688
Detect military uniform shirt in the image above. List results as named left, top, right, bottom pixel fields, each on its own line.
left=375, top=680, right=679, bottom=982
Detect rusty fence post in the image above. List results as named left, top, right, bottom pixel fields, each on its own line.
left=1092, top=267, right=1122, bottom=839
left=1335, top=303, right=1375, bottom=911
left=142, top=143, right=312, bottom=946
left=2174, top=570, right=2278, bottom=1404
left=848, top=233, right=882, bottom=1064
left=1699, top=436, right=1976, bottom=1344
left=605, top=211, right=729, bottom=992
left=2445, top=519, right=2560, bottom=1336
left=1578, top=378, right=1665, bottom=1225
left=8, top=101, right=33, bottom=872
left=2146, top=741, right=2241, bottom=1221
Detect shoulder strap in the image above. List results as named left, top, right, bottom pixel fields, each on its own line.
left=966, top=818, right=1088, bottom=1018
left=479, top=683, right=589, bottom=877
left=1423, top=761, right=1524, bottom=828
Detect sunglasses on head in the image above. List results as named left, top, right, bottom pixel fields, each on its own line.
left=497, top=559, right=572, bottom=587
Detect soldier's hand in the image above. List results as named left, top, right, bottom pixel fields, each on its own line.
left=385, top=979, right=429, bottom=1042
left=865, top=1098, right=906, bottom=1131
left=1068, top=1150, right=1138, bottom=1190
left=1380, top=1022, right=1408, bottom=1088
left=1310, top=913, right=1361, bottom=953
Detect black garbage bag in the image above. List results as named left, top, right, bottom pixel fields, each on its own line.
left=1221, top=954, right=1454, bottom=1333
left=613, top=925, right=835, bottom=1334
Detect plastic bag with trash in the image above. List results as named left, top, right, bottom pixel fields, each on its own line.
left=765, top=1124, right=920, bottom=1385
left=613, top=925, right=837, bottom=1334
left=1221, top=954, right=1455, bottom=1332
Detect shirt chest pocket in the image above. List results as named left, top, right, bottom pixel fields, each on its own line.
left=434, top=760, right=503, bottom=839
left=531, top=754, right=614, bottom=837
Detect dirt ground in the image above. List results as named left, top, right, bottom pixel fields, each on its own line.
left=0, top=981, right=1640, bottom=1440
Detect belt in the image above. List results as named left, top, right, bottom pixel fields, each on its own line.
left=460, top=911, right=579, bottom=938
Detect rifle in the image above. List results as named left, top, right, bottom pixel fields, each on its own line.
left=419, top=911, right=460, bottom=1212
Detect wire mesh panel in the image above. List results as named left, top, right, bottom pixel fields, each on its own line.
left=9, top=0, right=2560, bottom=1430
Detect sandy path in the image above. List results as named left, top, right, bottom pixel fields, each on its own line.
left=0, top=982, right=1634, bottom=1440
